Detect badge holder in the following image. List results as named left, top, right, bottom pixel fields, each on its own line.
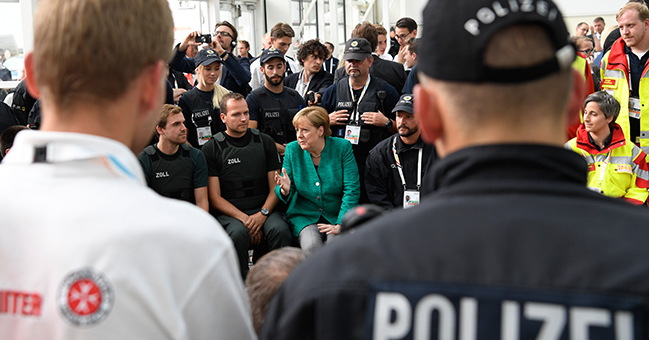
left=197, top=126, right=212, bottom=146
left=629, top=97, right=641, bottom=120
left=345, top=107, right=361, bottom=145
left=403, top=190, right=420, bottom=209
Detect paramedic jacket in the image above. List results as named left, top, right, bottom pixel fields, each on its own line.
left=260, top=144, right=649, bottom=340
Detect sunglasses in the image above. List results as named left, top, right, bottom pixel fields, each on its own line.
left=214, top=31, right=232, bottom=38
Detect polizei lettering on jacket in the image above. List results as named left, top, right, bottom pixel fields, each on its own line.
left=265, top=111, right=281, bottom=119
left=193, top=109, right=211, bottom=119
left=464, top=0, right=558, bottom=36
left=367, top=281, right=644, bottom=340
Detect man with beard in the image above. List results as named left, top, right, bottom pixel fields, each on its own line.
left=247, top=48, right=306, bottom=157
left=364, top=94, right=437, bottom=209
left=138, top=104, right=209, bottom=212
left=322, top=37, right=400, bottom=203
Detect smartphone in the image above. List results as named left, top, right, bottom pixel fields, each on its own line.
left=195, top=34, right=212, bottom=44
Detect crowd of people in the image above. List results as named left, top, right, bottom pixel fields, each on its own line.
left=4, top=0, right=649, bottom=338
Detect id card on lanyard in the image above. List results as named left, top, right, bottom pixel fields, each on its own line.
left=345, top=76, right=370, bottom=145
left=193, top=113, right=213, bottom=146
left=393, top=136, right=423, bottom=209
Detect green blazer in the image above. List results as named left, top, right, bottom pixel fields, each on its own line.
left=276, top=137, right=360, bottom=236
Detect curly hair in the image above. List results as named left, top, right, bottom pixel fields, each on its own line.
left=296, top=39, right=327, bottom=66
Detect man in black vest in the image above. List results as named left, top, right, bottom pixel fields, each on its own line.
left=202, top=92, right=292, bottom=279
left=322, top=37, right=400, bottom=203
left=138, top=104, right=209, bottom=211
left=260, top=0, right=649, bottom=338
left=284, top=39, right=334, bottom=106
left=247, top=48, right=306, bottom=157
left=365, top=94, right=437, bottom=209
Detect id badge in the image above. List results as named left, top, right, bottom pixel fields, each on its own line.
left=197, top=126, right=212, bottom=146
left=403, top=190, right=420, bottom=209
left=629, top=97, right=641, bottom=119
left=345, top=125, right=361, bottom=145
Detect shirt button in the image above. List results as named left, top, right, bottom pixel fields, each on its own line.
left=316, top=196, right=320, bottom=200
left=319, top=208, right=323, bottom=212
left=315, top=182, right=320, bottom=186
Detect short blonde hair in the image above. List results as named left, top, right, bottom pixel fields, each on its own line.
left=33, top=0, right=174, bottom=108
left=617, top=2, right=649, bottom=22
left=156, top=104, right=182, bottom=137
left=292, top=106, right=331, bottom=137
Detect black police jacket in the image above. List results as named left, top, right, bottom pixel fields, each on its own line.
left=260, top=144, right=649, bottom=340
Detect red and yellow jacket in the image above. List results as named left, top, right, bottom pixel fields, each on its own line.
left=566, top=123, right=649, bottom=205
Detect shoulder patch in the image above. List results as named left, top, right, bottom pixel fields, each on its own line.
left=58, top=268, right=113, bottom=327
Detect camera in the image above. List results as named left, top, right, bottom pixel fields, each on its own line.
left=195, top=34, right=212, bottom=44
left=306, top=92, right=316, bottom=104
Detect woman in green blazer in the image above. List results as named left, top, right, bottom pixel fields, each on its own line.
left=275, top=106, right=360, bottom=253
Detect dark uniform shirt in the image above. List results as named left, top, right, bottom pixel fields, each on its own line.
left=260, top=144, right=649, bottom=340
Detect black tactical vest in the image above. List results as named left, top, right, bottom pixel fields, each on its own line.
left=213, top=129, right=269, bottom=211
left=333, top=77, right=390, bottom=146
left=182, top=88, right=226, bottom=146
left=143, top=143, right=196, bottom=204
left=250, top=87, right=302, bottom=145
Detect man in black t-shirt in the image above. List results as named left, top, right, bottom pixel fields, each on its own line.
left=202, top=92, right=291, bottom=279
left=138, top=104, right=209, bottom=211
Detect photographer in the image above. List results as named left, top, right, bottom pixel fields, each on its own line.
left=169, top=21, right=252, bottom=97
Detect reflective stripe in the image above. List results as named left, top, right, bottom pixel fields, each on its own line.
left=640, top=131, right=649, bottom=138
left=636, top=168, right=649, bottom=181
left=631, top=146, right=643, bottom=159
left=610, top=156, right=633, bottom=164
left=583, top=154, right=597, bottom=164
left=604, top=69, right=625, bottom=78
left=642, top=146, right=649, bottom=154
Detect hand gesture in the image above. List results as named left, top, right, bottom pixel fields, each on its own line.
left=318, top=224, right=341, bottom=235
left=275, top=168, right=291, bottom=196
left=245, top=213, right=266, bottom=245
left=180, top=31, right=202, bottom=52
left=361, top=111, right=388, bottom=127
left=329, top=110, right=349, bottom=126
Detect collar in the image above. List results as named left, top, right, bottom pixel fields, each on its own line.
left=426, top=144, right=587, bottom=193
left=4, top=130, right=146, bottom=184
left=576, top=123, right=626, bottom=154
left=395, top=134, right=425, bottom=153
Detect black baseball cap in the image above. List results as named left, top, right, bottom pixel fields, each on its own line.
left=260, top=47, right=285, bottom=64
left=392, top=94, right=414, bottom=114
left=419, top=0, right=575, bottom=83
left=194, top=48, right=223, bottom=68
left=343, top=38, right=372, bottom=61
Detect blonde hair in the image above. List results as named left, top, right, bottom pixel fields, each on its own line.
left=33, top=0, right=173, bottom=108
left=292, top=106, right=331, bottom=137
left=195, top=64, right=230, bottom=110
left=617, top=2, right=649, bottom=21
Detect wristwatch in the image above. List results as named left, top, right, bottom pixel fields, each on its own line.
left=385, top=119, right=393, bottom=129
left=260, top=208, right=270, bottom=216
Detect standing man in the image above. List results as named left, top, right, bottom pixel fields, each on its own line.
left=139, top=104, right=209, bottom=211
left=260, top=0, right=649, bottom=338
left=284, top=39, right=334, bottom=106
left=169, top=21, right=252, bottom=96
left=0, top=0, right=255, bottom=338
left=250, top=23, right=300, bottom=90
left=374, top=24, right=393, bottom=61
left=402, top=38, right=419, bottom=77
left=365, top=94, right=437, bottom=209
left=601, top=2, right=649, bottom=153
left=323, top=42, right=339, bottom=74
left=247, top=48, right=307, bottom=157
left=334, top=22, right=407, bottom=94
left=237, top=40, right=253, bottom=59
left=203, top=92, right=292, bottom=279
left=393, top=17, right=418, bottom=67
left=322, top=37, right=400, bottom=203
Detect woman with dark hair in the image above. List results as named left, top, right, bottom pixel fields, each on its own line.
left=275, top=106, right=360, bottom=253
left=566, top=91, right=649, bottom=204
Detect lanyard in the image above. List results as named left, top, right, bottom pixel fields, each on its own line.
left=349, top=75, right=370, bottom=123
left=392, top=136, right=423, bottom=191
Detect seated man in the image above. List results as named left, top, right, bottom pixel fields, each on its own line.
left=202, top=92, right=292, bottom=279
left=139, top=104, right=209, bottom=211
left=365, top=94, right=437, bottom=209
